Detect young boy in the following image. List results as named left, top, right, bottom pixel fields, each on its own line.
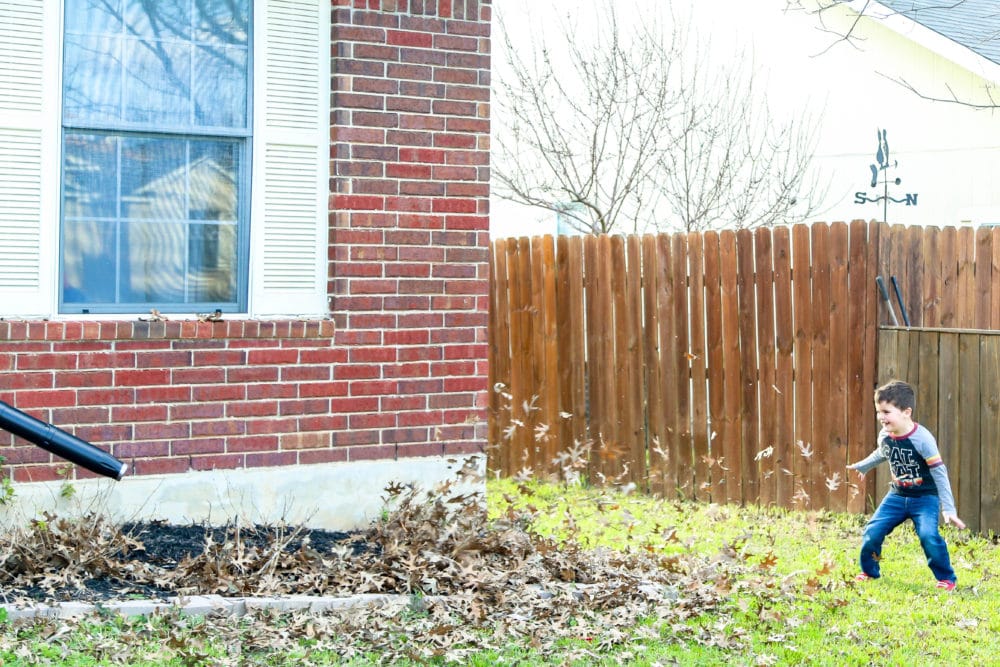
left=847, top=379, right=966, bottom=591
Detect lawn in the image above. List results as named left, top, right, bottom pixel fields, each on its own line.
left=0, top=477, right=997, bottom=666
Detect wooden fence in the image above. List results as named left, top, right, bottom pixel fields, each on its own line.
left=487, top=220, right=1000, bottom=522
left=488, top=220, right=879, bottom=514
left=877, top=223, right=1000, bottom=330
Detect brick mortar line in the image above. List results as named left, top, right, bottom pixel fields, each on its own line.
left=0, top=320, right=336, bottom=343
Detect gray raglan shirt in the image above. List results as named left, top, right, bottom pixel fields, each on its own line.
left=851, top=422, right=957, bottom=516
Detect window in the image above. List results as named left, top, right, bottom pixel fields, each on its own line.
left=60, top=0, right=251, bottom=314
left=0, top=0, right=328, bottom=319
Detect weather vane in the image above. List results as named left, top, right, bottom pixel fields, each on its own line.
left=854, top=128, right=918, bottom=223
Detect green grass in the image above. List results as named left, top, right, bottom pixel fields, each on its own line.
left=0, top=479, right=997, bottom=666
left=487, top=478, right=1000, bottom=666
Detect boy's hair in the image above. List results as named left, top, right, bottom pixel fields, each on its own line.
left=874, top=380, right=915, bottom=412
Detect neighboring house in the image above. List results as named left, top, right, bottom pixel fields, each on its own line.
left=810, top=0, right=1000, bottom=227
left=489, top=0, right=1000, bottom=237
left=0, top=0, right=491, bottom=529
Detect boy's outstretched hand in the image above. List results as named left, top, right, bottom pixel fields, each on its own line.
left=944, top=513, right=967, bottom=530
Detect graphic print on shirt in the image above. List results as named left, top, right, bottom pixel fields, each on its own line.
left=886, top=442, right=923, bottom=487
left=879, top=429, right=940, bottom=496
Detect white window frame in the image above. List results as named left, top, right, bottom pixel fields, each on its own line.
left=0, top=0, right=329, bottom=319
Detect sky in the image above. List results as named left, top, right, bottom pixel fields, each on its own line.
left=490, top=0, right=1000, bottom=236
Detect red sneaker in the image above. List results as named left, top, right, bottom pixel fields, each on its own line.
left=936, top=580, right=956, bottom=592
left=855, top=573, right=874, bottom=582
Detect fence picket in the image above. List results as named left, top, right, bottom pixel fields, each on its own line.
left=606, top=236, right=635, bottom=482
left=755, top=228, right=777, bottom=506
left=981, top=336, right=1000, bottom=531
left=879, top=225, right=899, bottom=327
left=847, top=219, right=873, bottom=514
left=584, top=235, right=605, bottom=481
left=772, top=227, right=795, bottom=507
left=612, top=236, right=630, bottom=482
left=917, top=330, right=940, bottom=439
left=488, top=240, right=510, bottom=475
left=937, top=332, right=959, bottom=517
left=735, top=230, right=759, bottom=503
left=597, top=234, right=618, bottom=481
left=556, top=236, right=586, bottom=462
left=654, top=234, right=677, bottom=495
left=642, top=235, right=665, bottom=492
left=626, top=235, right=646, bottom=485
left=904, top=225, right=923, bottom=327
left=673, top=233, right=693, bottom=498
left=811, top=223, right=832, bottom=509
left=959, top=333, right=982, bottom=532
left=688, top=232, right=710, bottom=502
left=535, top=236, right=560, bottom=474
left=511, top=237, right=534, bottom=471
left=956, top=226, right=976, bottom=329
left=939, top=227, right=957, bottom=329
left=922, top=227, right=941, bottom=327
left=720, top=230, right=742, bottom=503
left=791, top=223, right=814, bottom=507
left=976, top=227, right=992, bottom=329
left=703, top=231, right=725, bottom=503
left=828, top=222, right=850, bottom=511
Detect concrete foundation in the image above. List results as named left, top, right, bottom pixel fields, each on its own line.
left=0, top=455, right=484, bottom=530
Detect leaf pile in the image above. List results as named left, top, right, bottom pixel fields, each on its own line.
left=0, top=512, right=148, bottom=600
left=0, top=463, right=811, bottom=662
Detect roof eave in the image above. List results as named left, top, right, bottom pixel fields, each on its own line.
left=846, top=0, right=1000, bottom=84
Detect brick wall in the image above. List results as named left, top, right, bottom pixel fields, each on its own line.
left=328, top=1, right=492, bottom=450
left=0, top=320, right=341, bottom=482
left=0, top=0, right=491, bottom=484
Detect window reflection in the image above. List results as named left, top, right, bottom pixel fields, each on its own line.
left=64, top=0, right=247, bottom=129
left=62, top=133, right=240, bottom=306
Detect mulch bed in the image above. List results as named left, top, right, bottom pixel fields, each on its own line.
left=0, top=519, right=371, bottom=604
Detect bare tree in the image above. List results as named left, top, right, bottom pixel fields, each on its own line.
left=655, top=55, right=823, bottom=232
left=493, top=3, right=827, bottom=235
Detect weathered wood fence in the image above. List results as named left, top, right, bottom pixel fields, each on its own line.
left=488, top=220, right=1000, bottom=523
left=877, top=223, right=1000, bottom=330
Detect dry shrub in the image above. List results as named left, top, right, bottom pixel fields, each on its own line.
left=0, top=512, right=148, bottom=597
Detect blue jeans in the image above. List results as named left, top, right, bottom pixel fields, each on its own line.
left=859, top=493, right=956, bottom=583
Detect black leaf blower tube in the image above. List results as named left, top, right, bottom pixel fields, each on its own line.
left=0, top=400, right=127, bottom=481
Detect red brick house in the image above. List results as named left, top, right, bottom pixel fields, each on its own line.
left=0, top=0, right=490, bottom=528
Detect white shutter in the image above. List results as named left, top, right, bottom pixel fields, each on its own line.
left=0, top=0, right=57, bottom=317
left=250, top=0, right=330, bottom=316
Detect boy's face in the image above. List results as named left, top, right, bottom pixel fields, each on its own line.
left=875, top=400, right=913, bottom=436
